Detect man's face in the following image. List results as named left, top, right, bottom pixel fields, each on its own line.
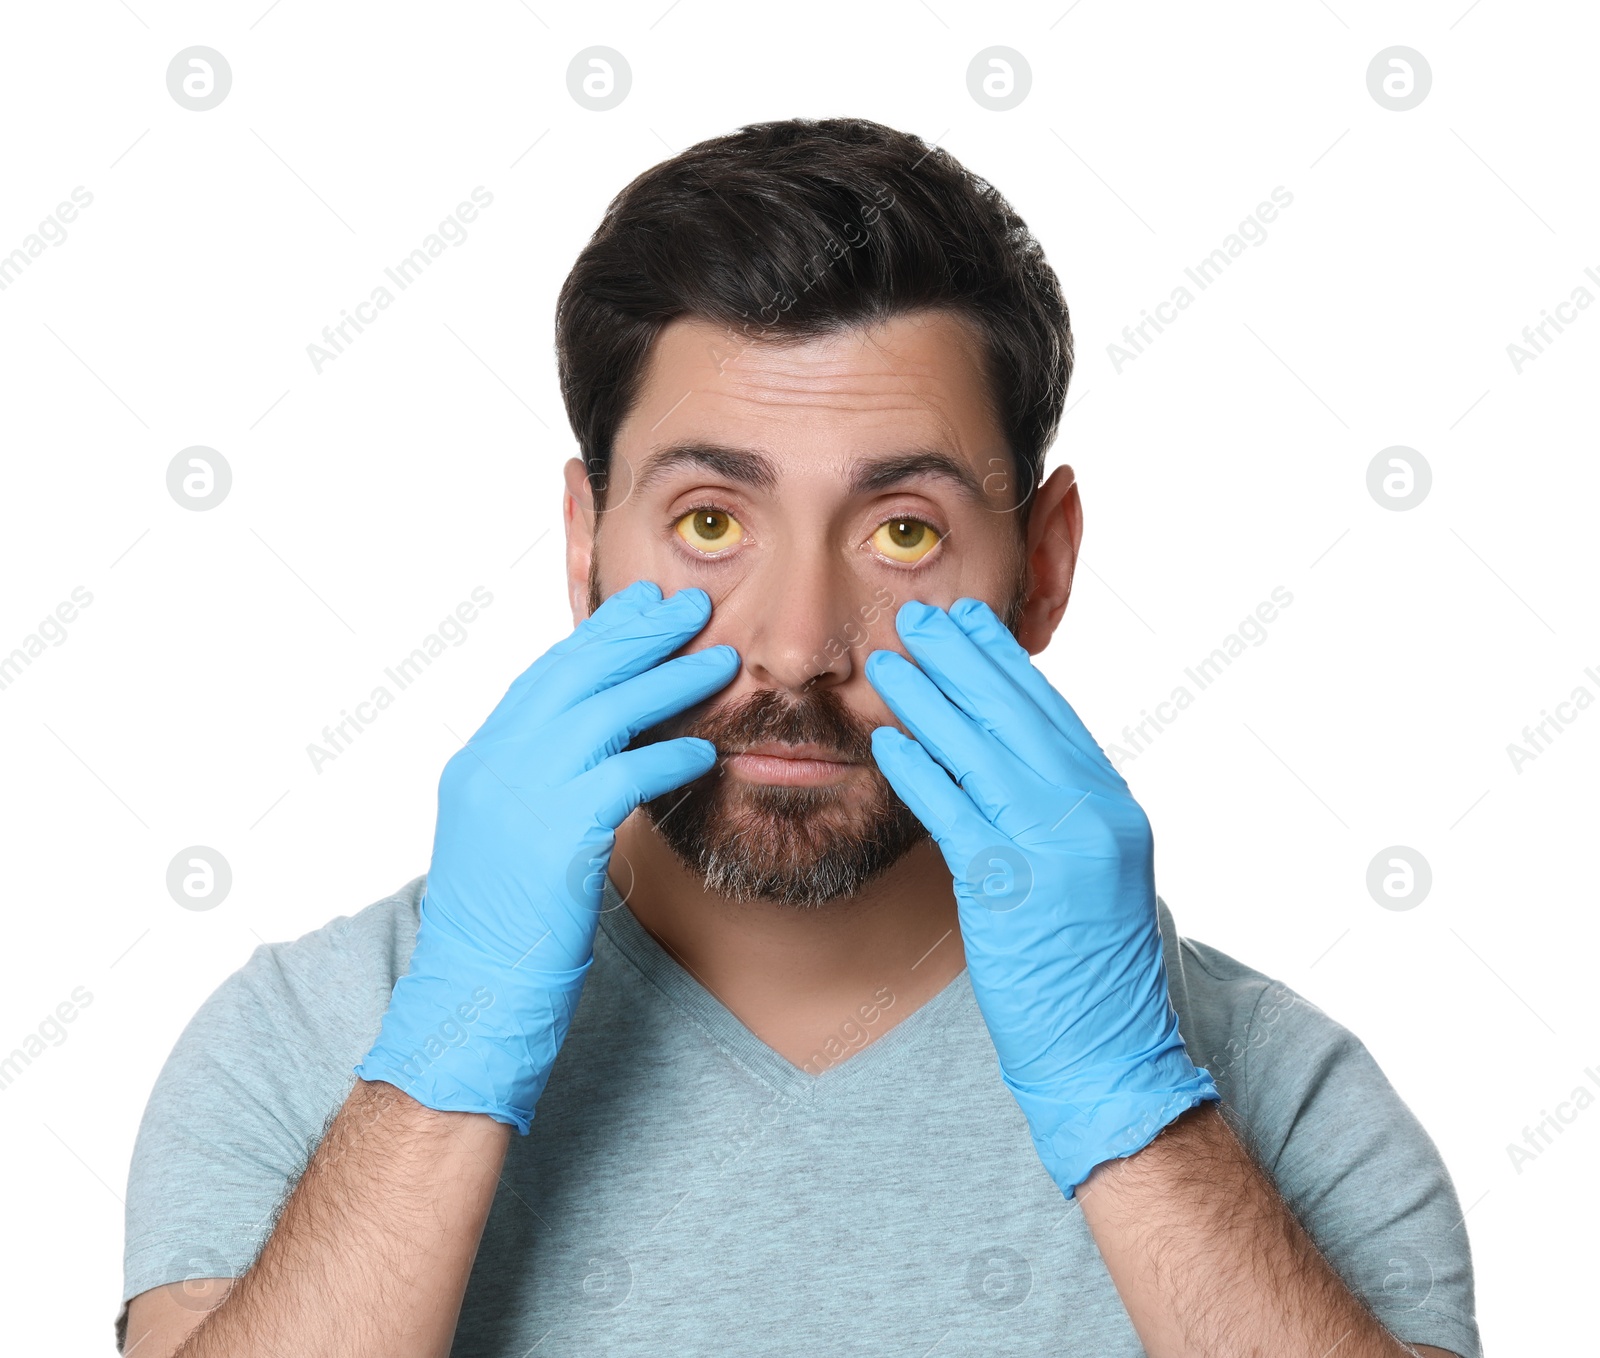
left=570, top=309, right=1032, bottom=907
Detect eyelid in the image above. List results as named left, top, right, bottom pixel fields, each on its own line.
left=670, top=494, right=746, bottom=527
left=677, top=495, right=743, bottom=515
left=872, top=508, right=949, bottom=540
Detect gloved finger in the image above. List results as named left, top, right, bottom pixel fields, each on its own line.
left=947, top=597, right=1122, bottom=783
left=865, top=649, right=1028, bottom=829
left=470, top=580, right=666, bottom=745
left=529, top=582, right=711, bottom=712
left=563, top=576, right=666, bottom=652
left=872, top=728, right=1045, bottom=925
left=496, top=578, right=664, bottom=708
left=574, top=736, right=721, bottom=831
left=869, top=725, right=989, bottom=861
left=551, top=644, right=739, bottom=777
left=480, top=586, right=717, bottom=743
left=895, top=600, right=1101, bottom=782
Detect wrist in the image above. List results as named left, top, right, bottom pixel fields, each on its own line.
left=1004, top=1021, right=1220, bottom=1198
left=356, top=931, right=590, bottom=1135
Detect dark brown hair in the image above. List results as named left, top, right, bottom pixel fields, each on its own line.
left=555, top=116, right=1073, bottom=524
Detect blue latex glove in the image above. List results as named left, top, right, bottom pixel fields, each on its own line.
left=866, top=597, right=1218, bottom=1196
left=356, top=580, right=738, bottom=1132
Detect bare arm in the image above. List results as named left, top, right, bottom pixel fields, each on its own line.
left=124, top=589, right=731, bottom=1357
left=1076, top=1103, right=1459, bottom=1358
left=124, top=1078, right=510, bottom=1358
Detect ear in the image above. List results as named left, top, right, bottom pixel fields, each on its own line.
left=1014, top=464, right=1081, bottom=655
left=563, top=457, right=597, bottom=625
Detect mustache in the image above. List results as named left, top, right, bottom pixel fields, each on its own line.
left=639, top=685, right=879, bottom=764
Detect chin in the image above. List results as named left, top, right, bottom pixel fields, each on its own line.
left=642, top=773, right=928, bottom=908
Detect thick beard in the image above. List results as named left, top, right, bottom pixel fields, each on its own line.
left=635, top=686, right=930, bottom=908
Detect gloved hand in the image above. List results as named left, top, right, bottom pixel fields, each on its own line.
left=866, top=598, right=1218, bottom=1197
left=356, top=579, right=738, bottom=1132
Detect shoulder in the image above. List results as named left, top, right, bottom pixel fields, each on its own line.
left=1156, top=897, right=1394, bottom=1164
left=188, top=875, right=421, bottom=1065
left=1156, top=897, right=1313, bottom=1106
left=228, top=874, right=424, bottom=1019
left=131, top=874, right=425, bottom=1173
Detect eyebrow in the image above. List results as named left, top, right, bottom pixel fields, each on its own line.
left=633, top=442, right=780, bottom=497
left=848, top=450, right=987, bottom=505
left=631, top=441, right=988, bottom=505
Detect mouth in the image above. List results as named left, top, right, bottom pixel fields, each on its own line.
left=722, top=741, right=862, bottom=787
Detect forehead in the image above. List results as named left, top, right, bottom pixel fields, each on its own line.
left=616, top=310, right=1002, bottom=469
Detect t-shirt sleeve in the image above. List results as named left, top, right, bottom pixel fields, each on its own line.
left=1218, top=968, right=1481, bottom=1358
left=118, top=881, right=420, bottom=1346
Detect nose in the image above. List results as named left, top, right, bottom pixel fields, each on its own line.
left=715, top=546, right=871, bottom=695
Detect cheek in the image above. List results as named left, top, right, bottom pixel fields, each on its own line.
left=591, top=514, right=723, bottom=632
left=596, top=511, right=671, bottom=581
left=853, top=584, right=905, bottom=649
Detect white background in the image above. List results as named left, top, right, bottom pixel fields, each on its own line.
left=1, top=2, right=1595, bottom=1352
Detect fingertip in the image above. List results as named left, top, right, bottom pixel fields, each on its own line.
left=680, top=644, right=739, bottom=680
left=869, top=727, right=903, bottom=777
left=895, top=598, right=938, bottom=633
left=664, top=585, right=710, bottom=611
left=589, top=578, right=659, bottom=620
left=953, top=603, right=1022, bottom=669
left=865, top=648, right=912, bottom=684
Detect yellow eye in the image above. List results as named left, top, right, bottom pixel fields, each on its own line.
left=872, top=517, right=942, bottom=564
left=675, top=507, right=744, bottom=553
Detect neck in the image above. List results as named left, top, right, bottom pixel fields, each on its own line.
left=611, top=812, right=966, bottom=1070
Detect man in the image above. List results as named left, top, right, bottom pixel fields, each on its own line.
left=121, top=118, right=1479, bottom=1357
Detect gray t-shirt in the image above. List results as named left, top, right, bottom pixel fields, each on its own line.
left=120, top=875, right=1480, bottom=1356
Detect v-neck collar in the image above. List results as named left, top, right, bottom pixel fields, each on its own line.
left=596, top=877, right=977, bottom=1104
